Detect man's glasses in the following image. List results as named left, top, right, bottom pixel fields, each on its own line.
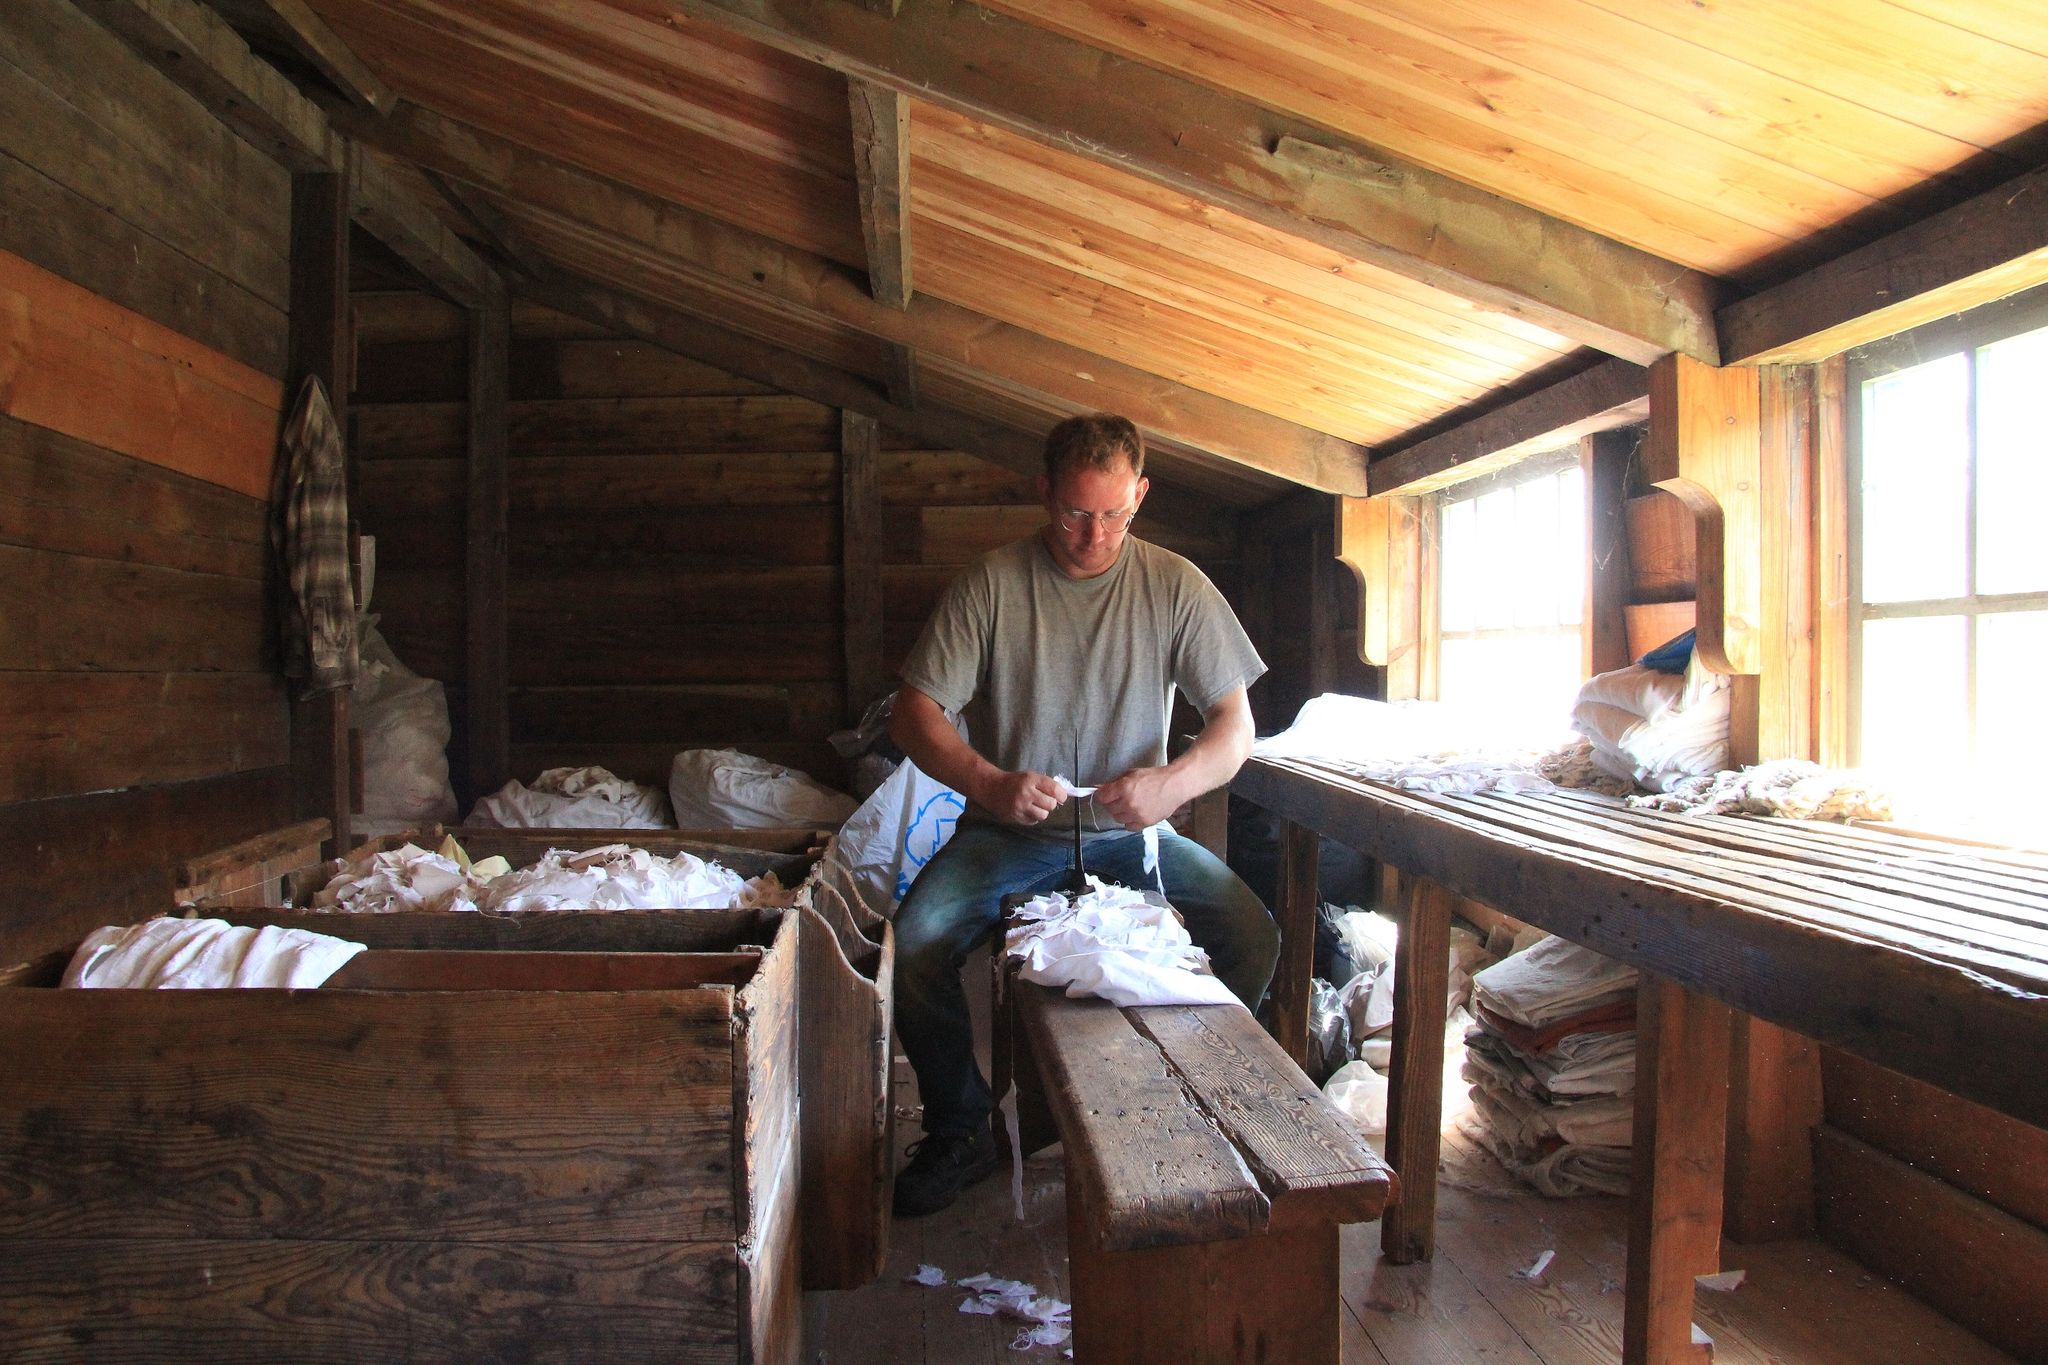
left=1055, top=506, right=1138, bottom=534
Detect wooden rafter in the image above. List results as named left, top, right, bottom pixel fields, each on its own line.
left=846, top=76, right=911, bottom=310
left=1368, top=357, right=1650, bottom=496
left=76, top=0, right=502, bottom=310
left=207, top=0, right=396, bottom=113
left=338, top=102, right=1366, bottom=493
left=662, top=0, right=1719, bottom=366
left=1720, top=162, right=2048, bottom=365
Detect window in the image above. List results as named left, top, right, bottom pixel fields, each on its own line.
left=1433, top=453, right=1585, bottom=735
left=1849, top=299, right=2048, bottom=821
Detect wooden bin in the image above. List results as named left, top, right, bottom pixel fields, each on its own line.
left=0, top=916, right=803, bottom=1363
left=175, top=820, right=897, bottom=1293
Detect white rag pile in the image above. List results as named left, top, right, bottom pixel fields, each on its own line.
left=1254, top=694, right=1579, bottom=796
left=1572, top=659, right=1731, bottom=793
left=1628, top=758, right=1894, bottom=821
left=315, top=841, right=482, bottom=913
left=466, top=765, right=673, bottom=829
left=63, top=917, right=365, bottom=989
left=477, top=844, right=794, bottom=913
left=1006, top=878, right=1236, bottom=1008
left=1473, top=934, right=1637, bottom=1029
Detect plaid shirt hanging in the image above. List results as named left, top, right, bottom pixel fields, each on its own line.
left=271, top=375, right=358, bottom=697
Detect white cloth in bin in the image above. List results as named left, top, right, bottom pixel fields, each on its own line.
left=466, top=765, right=673, bottom=829
left=1472, top=934, right=1637, bottom=1029
left=668, top=748, right=858, bottom=829
left=1005, top=878, right=1236, bottom=1008
left=315, top=842, right=482, bottom=914
left=63, top=916, right=365, bottom=989
left=476, top=844, right=792, bottom=913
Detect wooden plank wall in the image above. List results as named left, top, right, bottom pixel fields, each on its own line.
left=0, top=0, right=293, bottom=962
left=350, top=290, right=1244, bottom=811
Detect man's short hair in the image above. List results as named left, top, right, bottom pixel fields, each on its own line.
left=1043, top=413, right=1145, bottom=482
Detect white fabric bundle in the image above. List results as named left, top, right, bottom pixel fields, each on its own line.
left=476, top=843, right=792, bottom=913
left=315, top=841, right=481, bottom=914
left=1463, top=1066, right=1636, bottom=1148
left=668, top=748, right=858, bottom=828
left=1458, top=1108, right=1633, bottom=1198
left=467, top=765, right=673, bottom=829
left=1472, top=934, right=1637, bottom=1029
left=64, top=917, right=364, bottom=989
left=1006, top=878, right=1237, bottom=1008
left=1572, top=659, right=1731, bottom=793
left=1254, top=694, right=1576, bottom=797
left=1466, top=1026, right=1637, bottom=1100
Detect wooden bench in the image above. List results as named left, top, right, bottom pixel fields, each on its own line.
left=1234, top=753, right=2048, bottom=1364
left=995, top=894, right=1397, bottom=1363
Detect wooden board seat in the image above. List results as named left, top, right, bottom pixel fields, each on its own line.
left=995, top=896, right=1395, bottom=1364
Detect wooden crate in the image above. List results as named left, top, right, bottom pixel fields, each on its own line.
left=175, top=821, right=895, bottom=1293
left=0, top=915, right=803, bottom=1363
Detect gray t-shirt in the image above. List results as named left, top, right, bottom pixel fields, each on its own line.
left=899, top=533, right=1266, bottom=836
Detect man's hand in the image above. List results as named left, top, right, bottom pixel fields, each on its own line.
left=1094, top=766, right=1182, bottom=832
left=979, top=770, right=1067, bottom=825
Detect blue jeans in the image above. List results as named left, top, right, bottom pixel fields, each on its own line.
left=892, top=822, right=1280, bottom=1137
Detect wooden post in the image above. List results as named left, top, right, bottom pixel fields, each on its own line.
left=1382, top=871, right=1452, bottom=1264
left=464, top=304, right=510, bottom=806
left=1270, top=819, right=1319, bottom=1067
left=1582, top=427, right=1634, bottom=677
left=1643, top=354, right=1762, bottom=677
left=286, top=163, right=352, bottom=857
left=1624, top=975, right=1733, bottom=1364
left=840, top=410, right=885, bottom=723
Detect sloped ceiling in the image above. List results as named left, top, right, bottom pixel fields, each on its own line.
left=222, top=0, right=2048, bottom=505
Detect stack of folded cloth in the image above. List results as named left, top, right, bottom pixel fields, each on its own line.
left=1458, top=934, right=1638, bottom=1197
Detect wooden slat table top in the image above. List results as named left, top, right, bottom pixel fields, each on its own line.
left=1234, top=754, right=2048, bottom=1130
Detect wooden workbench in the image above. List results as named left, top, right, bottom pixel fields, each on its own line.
left=1233, top=753, right=2048, bottom=1364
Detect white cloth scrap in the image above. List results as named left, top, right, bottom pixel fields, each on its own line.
left=64, top=917, right=365, bottom=989
left=1473, top=935, right=1637, bottom=1029
left=905, top=1264, right=949, bottom=1287
left=467, top=765, right=672, bottom=829
left=1007, top=878, right=1236, bottom=1008
left=315, top=841, right=481, bottom=914
left=1053, top=777, right=1165, bottom=885
left=314, top=840, right=791, bottom=914
left=1516, top=1250, right=1557, bottom=1280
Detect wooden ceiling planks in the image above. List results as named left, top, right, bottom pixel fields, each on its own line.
left=978, top=0, right=2048, bottom=283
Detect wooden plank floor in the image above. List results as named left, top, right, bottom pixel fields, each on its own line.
left=802, top=1046, right=2017, bottom=1364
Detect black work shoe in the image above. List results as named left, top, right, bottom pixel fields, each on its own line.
left=891, top=1127, right=1001, bottom=1218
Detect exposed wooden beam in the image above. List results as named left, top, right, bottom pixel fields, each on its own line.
left=521, top=268, right=1052, bottom=480
left=840, top=410, right=886, bottom=722
left=881, top=340, right=918, bottom=409
left=208, top=0, right=397, bottom=113
left=1368, top=357, right=1649, bottom=496
left=340, top=102, right=1365, bottom=493
left=664, top=0, right=1718, bottom=365
left=1720, top=163, right=2048, bottom=365
left=350, top=149, right=505, bottom=310
left=846, top=76, right=911, bottom=309
left=465, top=305, right=510, bottom=805
left=75, top=0, right=502, bottom=311
left=76, top=0, right=341, bottom=173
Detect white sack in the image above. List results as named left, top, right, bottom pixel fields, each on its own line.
left=1571, top=659, right=1731, bottom=794
left=64, top=917, right=364, bottom=989
left=467, top=765, right=672, bottom=829
left=816, top=759, right=966, bottom=921
left=1324, top=1060, right=1390, bottom=1136
left=668, top=748, right=858, bottom=829
left=353, top=617, right=458, bottom=837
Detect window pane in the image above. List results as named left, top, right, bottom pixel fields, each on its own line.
left=1976, top=326, right=2048, bottom=595
left=1977, top=611, right=2048, bottom=776
left=1513, top=474, right=1558, bottom=628
left=1859, top=616, right=1968, bottom=785
left=1438, top=632, right=1580, bottom=737
left=1440, top=498, right=1477, bottom=631
left=1556, top=467, right=1585, bottom=626
left=1473, top=487, right=1515, bottom=630
left=1861, top=355, right=1967, bottom=603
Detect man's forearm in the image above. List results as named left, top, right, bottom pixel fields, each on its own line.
left=888, top=687, right=999, bottom=808
left=1160, top=700, right=1253, bottom=807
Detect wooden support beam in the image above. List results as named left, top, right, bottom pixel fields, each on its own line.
left=286, top=167, right=353, bottom=857
left=1270, top=819, right=1318, bottom=1068
left=1624, top=976, right=1732, bottom=1365
left=846, top=76, right=911, bottom=310
left=1382, top=872, right=1452, bottom=1265
left=208, top=0, right=397, bottom=113
left=1582, top=428, right=1635, bottom=678
left=333, top=102, right=1365, bottom=492
left=666, top=0, right=1719, bottom=365
left=1370, top=357, right=1650, bottom=496
left=1334, top=494, right=1421, bottom=689
left=1721, top=163, right=2048, bottom=365
left=351, top=150, right=505, bottom=310
left=465, top=305, right=510, bottom=807
left=75, top=0, right=341, bottom=173
left=520, top=268, right=1051, bottom=481
left=1643, top=356, right=1763, bottom=677
left=881, top=341, right=918, bottom=410
left=839, top=410, right=885, bottom=723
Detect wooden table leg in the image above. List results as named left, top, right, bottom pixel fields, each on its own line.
left=1270, top=819, right=1319, bottom=1067
left=1624, top=974, right=1733, bottom=1364
left=1382, top=871, right=1452, bottom=1263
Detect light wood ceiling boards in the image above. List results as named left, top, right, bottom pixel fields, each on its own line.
left=912, top=103, right=1577, bottom=447
left=977, top=0, right=2048, bottom=285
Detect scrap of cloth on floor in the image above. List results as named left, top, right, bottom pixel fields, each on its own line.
left=63, top=916, right=365, bottom=989
left=271, top=375, right=357, bottom=697
left=1006, top=877, right=1237, bottom=1007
